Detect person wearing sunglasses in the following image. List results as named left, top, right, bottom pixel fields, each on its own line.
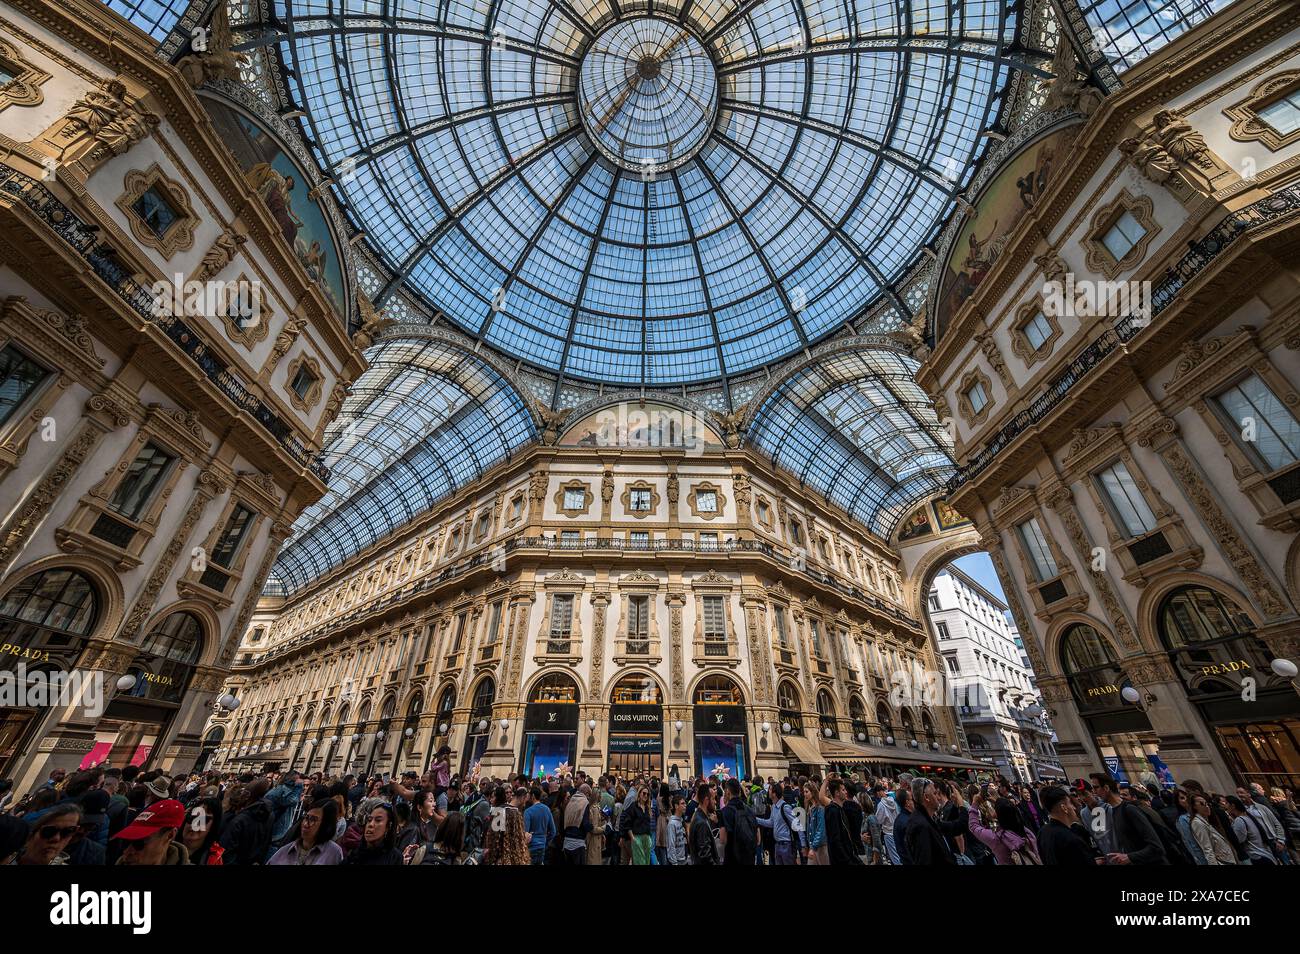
left=17, top=803, right=81, bottom=865
left=115, top=799, right=190, bottom=865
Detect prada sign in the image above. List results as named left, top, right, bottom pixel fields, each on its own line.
left=524, top=702, right=579, bottom=732
left=694, top=705, right=746, bottom=734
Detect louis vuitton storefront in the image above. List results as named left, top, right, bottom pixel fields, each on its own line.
left=693, top=675, right=749, bottom=780
left=521, top=673, right=580, bottom=777
left=607, top=675, right=663, bottom=777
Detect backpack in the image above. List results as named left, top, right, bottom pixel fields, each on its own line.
left=1006, top=839, right=1041, bottom=865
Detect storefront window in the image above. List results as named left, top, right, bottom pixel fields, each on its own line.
left=693, top=675, right=747, bottom=780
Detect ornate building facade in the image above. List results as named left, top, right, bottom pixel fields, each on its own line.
left=210, top=398, right=981, bottom=780
left=918, top=0, right=1300, bottom=791
left=0, top=0, right=363, bottom=790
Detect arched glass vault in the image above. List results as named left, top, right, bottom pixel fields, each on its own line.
left=269, top=334, right=537, bottom=591
left=746, top=347, right=956, bottom=538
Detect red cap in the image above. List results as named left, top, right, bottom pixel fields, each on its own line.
left=113, top=799, right=186, bottom=840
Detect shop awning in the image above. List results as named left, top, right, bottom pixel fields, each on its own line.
left=227, top=746, right=291, bottom=763
left=782, top=733, right=826, bottom=766
left=819, top=738, right=885, bottom=763
left=816, top=738, right=988, bottom=770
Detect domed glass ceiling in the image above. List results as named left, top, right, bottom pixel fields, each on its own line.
left=249, top=0, right=1022, bottom=385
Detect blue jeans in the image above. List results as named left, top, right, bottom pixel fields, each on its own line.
left=774, top=841, right=795, bottom=865
left=529, top=847, right=546, bottom=865
left=884, top=832, right=899, bottom=865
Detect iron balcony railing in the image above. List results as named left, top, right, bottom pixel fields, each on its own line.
left=1, top=169, right=330, bottom=482
left=948, top=186, right=1300, bottom=492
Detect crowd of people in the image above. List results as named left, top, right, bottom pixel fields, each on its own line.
left=2, top=752, right=1297, bottom=866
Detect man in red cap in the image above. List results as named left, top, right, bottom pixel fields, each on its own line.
left=114, top=799, right=190, bottom=865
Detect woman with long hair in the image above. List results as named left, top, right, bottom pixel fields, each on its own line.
left=803, top=782, right=828, bottom=865
left=180, top=797, right=224, bottom=865
left=341, top=802, right=402, bottom=865
left=269, top=798, right=343, bottom=865
left=622, top=784, right=654, bottom=865
left=968, top=793, right=1040, bottom=864
left=422, top=810, right=469, bottom=864
left=482, top=786, right=529, bottom=865
left=1189, top=793, right=1238, bottom=865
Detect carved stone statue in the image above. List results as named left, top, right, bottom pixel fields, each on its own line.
left=63, top=80, right=128, bottom=139
left=193, top=230, right=246, bottom=283
left=322, top=381, right=350, bottom=427
left=535, top=403, right=567, bottom=445
left=1119, top=136, right=1179, bottom=185
left=267, top=316, right=306, bottom=368
left=1033, top=249, right=1068, bottom=284
left=176, top=5, right=248, bottom=88
left=1152, top=109, right=1215, bottom=170
left=352, top=292, right=392, bottom=350
left=714, top=406, right=746, bottom=448
left=1044, top=41, right=1104, bottom=117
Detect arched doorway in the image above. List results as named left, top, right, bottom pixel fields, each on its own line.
left=432, top=683, right=456, bottom=754
left=1059, top=621, right=1152, bottom=785
left=462, top=677, right=496, bottom=774
left=0, top=568, right=101, bottom=776
left=391, top=692, right=422, bottom=775
left=608, top=673, right=663, bottom=777
left=1157, top=586, right=1299, bottom=788
left=692, top=675, right=747, bottom=780
left=368, top=695, right=397, bottom=777
left=101, top=609, right=205, bottom=771
left=849, top=695, right=869, bottom=744
left=521, top=672, right=580, bottom=776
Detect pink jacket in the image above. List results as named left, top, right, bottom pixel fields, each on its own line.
left=967, top=805, right=1040, bottom=864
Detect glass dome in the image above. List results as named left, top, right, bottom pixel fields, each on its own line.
left=256, top=0, right=1021, bottom=385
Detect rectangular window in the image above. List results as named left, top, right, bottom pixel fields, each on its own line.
left=774, top=607, right=789, bottom=647
left=1017, top=517, right=1059, bottom=582
left=451, top=613, right=466, bottom=651
left=809, top=618, right=824, bottom=657
left=965, top=380, right=989, bottom=415
left=1214, top=373, right=1300, bottom=471
left=937, top=621, right=951, bottom=640
left=702, top=595, right=726, bottom=641
left=1259, top=90, right=1300, bottom=136
left=563, top=487, right=585, bottom=510
left=1096, top=460, right=1158, bottom=537
left=210, top=504, right=256, bottom=568
left=629, top=488, right=651, bottom=511
left=549, top=594, right=573, bottom=637
left=944, top=654, right=959, bottom=673
left=698, top=532, right=718, bottom=550
left=560, top=530, right=579, bottom=545
left=928, top=591, right=941, bottom=611
left=485, top=600, right=503, bottom=645
left=1101, top=210, right=1145, bottom=261
left=0, top=344, right=49, bottom=428
left=108, top=442, right=173, bottom=521
left=132, top=185, right=179, bottom=237
left=628, top=595, right=650, bottom=653
left=629, top=531, right=649, bottom=548
left=290, top=364, right=317, bottom=400
left=695, top=489, right=717, bottom=513
left=789, top=520, right=802, bottom=545
left=1023, top=311, right=1052, bottom=351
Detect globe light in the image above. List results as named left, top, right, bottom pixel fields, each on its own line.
left=673, top=720, right=684, bottom=732
left=886, top=736, right=895, bottom=745
left=477, top=719, right=488, bottom=732
left=781, top=722, right=792, bottom=734
left=931, top=742, right=939, bottom=750
left=950, top=744, right=959, bottom=754
left=761, top=722, right=771, bottom=734
left=438, top=722, right=448, bottom=734
left=115, top=674, right=136, bottom=692
left=218, top=693, right=240, bottom=710
left=1121, top=686, right=1141, bottom=704
left=375, top=730, right=385, bottom=740
left=351, top=733, right=361, bottom=743
left=404, top=727, right=414, bottom=738
left=587, top=719, right=597, bottom=730
left=329, top=735, right=339, bottom=744
left=857, top=732, right=866, bottom=742
left=909, top=739, right=919, bottom=748
left=499, top=719, right=509, bottom=731
left=823, top=727, right=833, bottom=737
left=1271, top=658, right=1298, bottom=679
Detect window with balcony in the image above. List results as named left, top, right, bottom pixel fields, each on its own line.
left=702, top=595, right=726, bottom=655
left=1017, top=517, right=1058, bottom=582
left=629, top=530, right=649, bottom=548
left=548, top=594, right=573, bottom=654
left=627, top=595, right=650, bottom=654
left=0, top=344, right=49, bottom=427
left=211, top=505, right=256, bottom=569
left=107, top=443, right=173, bottom=523
left=698, top=532, right=718, bottom=550
left=1095, top=460, right=1158, bottom=538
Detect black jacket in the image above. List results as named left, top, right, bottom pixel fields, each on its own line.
left=1112, top=801, right=1168, bottom=865
left=219, top=800, right=273, bottom=865
left=905, top=808, right=957, bottom=865
left=825, top=800, right=864, bottom=866
left=342, top=844, right=403, bottom=865
left=1038, top=818, right=1099, bottom=866
left=689, top=812, right=718, bottom=864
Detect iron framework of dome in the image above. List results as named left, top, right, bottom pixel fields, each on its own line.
left=234, top=0, right=1038, bottom=387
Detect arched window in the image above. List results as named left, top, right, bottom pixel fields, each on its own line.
left=876, top=703, right=895, bottom=742
left=406, top=692, right=423, bottom=718
left=777, top=680, right=803, bottom=733
left=693, top=675, right=743, bottom=705
left=817, top=689, right=838, bottom=738
left=470, top=677, right=496, bottom=716
left=849, top=695, right=868, bottom=742
left=0, top=569, right=99, bottom=670
left=1059, top=622, right=1131, bottom=711
left=125, top=611, right=203, bottom=702
left=1158, top=586, right=1280, bottom=698
left=435, top=685, right=456, bottom=737
left=900, top=709, right=916, bottom=742
left=611, top=674, right=660, bottom=705
left=922, top=710, right=937, bottom=743
left=530, top=672, right=579, bottom=703
left=967, top=732, right=989, bottom=750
